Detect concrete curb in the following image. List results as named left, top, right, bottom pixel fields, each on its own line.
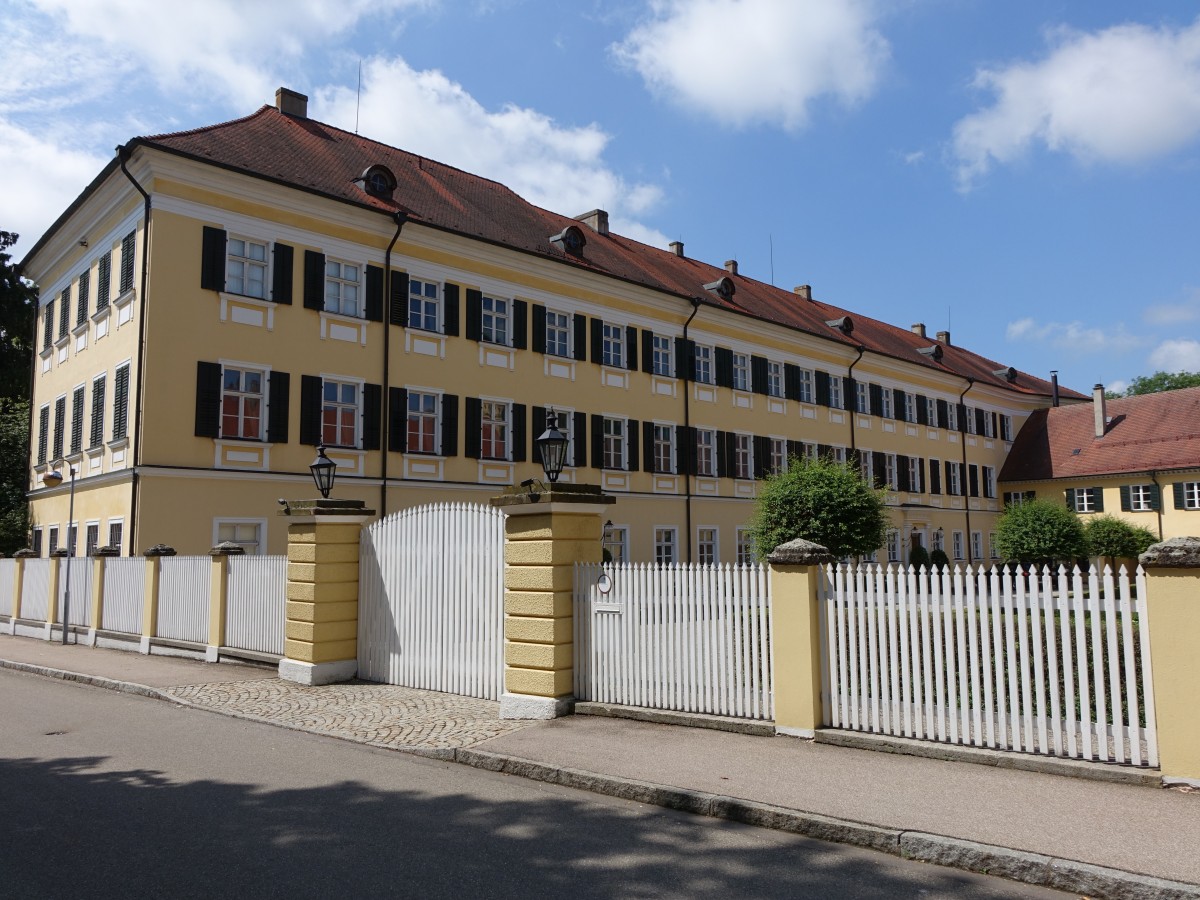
left=6, top=658, right=1198, bottom=900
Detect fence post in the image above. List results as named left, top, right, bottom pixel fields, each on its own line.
left=206, top=541, right=245, bottom=662
left=1140, top=537, right=1200, bottom=787
left=88, top=547, right=117, bottom=645
left=140, top=544, right=175, bottom=653
left=279, top=499, right=375, bottom=686
left=46, top=551, right=65, bottom=640
left=10, top=550, right=34, bottom=634
left=490, top=483, right=614, bottom=719
left=767, top=538, right=835, bottom=738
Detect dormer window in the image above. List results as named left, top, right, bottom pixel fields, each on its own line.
left=993, top=366, right=1018, bottom=383
left=918, top=345, right=944, bottom=361
left=703, top=277, right=735, bottom=302
left=549, top=225, right=587, bottom=257
left=358, top=165, right=396, bottom=199
left=825, top=315, right=853, bottom=335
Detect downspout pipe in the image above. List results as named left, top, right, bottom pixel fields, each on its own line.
left=681, top=297, right=701, bottom=563
left=379, top=211, right=409, bottom=517
left=846, top=345, right=865, bottom=458
left=958, top=377, right=975, bottom=564
left=117, top=144, right=151, bottom=556
left=1149, top=470, right=1164, bottom=540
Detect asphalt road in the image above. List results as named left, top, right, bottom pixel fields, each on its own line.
left=0, top=670, right=1071, bottom=899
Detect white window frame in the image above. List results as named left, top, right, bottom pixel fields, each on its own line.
left=48, top=526, right=60, bottom=555
left=603, top=525, right=628, bottom=562
left=909, top=457, right=922, bottom=493
left=1182, top=481, right=1200, bottom=510
left=971, top=531, right=983, bottom=560
left=983, top=466, right=996, bottom=499
left=796, top=368, right=813, bottom=404
left=982, top=411, right=995, bottom=438
left=732, top=353, right=750, bottom=392
left=856, top=382, right=869, bottom=414
left=321, top=376, right=362, bottom=449
left=886, top=530, right=900, bottom=563
left=653, top=423, right=675, bottom=474
left=655, top=527, right=677, bottom=565
left=226, top=235, right=269, bottom=300
left=948, top=462, right=961, bottom=496
left=545, top=309, right=570, bottom=358
left=952, top=531, right=964, bottom=560
left=1000, top=415, right=1014, bottom=442
left=1074, top=488, right=1096, bottom=513
left=602, top=416, right=626, bottom=470
left=860, top=450, right=873, bottom=483
left=697, top=527, right=718, bottom=565
left=406, top=389, right=441, bottom=455
left=880, top=387, right=893, bottom=419
left=965, top=405, right=977, bottom=435
left=829, top=376, right=843, bottom=410
left=324, top=258, right=361, bottom=317
left=408, top=277, right=441, bottom=333
left=694, top=345, right=713, bottom=384
left=602, top=322, right=624, bottom=368
left=736, top=528, right=755, bottom=565
left=481, top=294, right=510, bottom=346
left=221, top=364, right=268, bottom=441
left=926, top=396, right=937, bottom=425
left=946, top=404, right=958, bottom=432
left=1129, top=484, right=1154, bottom=512
left=989, top=532, right=999, bottom=559
left=106, top=519, right=124, bottom=554
left=85, top=521, right=100, bottom=557
left=214, top=518, right=266, bottom=555
left=767, top=361, right=783, bottom=398
left=904, top=392, right=916, bottom=424
left=769, top=438, right=786, bottom=475
left=480, top=399, right=511, bottom=461
left=885, top=453, right=898, bottom=490
left=651, top=334, right=673, bottom=376
left=734, top=433, right=753, bottom=480
left=695, top=428, right=716, bottom=477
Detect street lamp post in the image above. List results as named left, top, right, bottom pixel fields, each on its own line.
left=534, top=408, right=569, bottom=484
left=43, top=466, right=77, bottom=645
left=309, top=445, right=337, bottom=498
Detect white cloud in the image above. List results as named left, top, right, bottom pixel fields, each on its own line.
left=952, top=17, right=1200, bottom=188
left=1148, top=338, right=1200, bottom=372
left=1106, top=379, right=1129, bottom=395
left=1004, top=317, right=1147, bottom=354
left=1144, top=291, right=1200, bottom=325
left=612, top=0, right=889, bottom=131
left=313, top=57, right=670, bottom=246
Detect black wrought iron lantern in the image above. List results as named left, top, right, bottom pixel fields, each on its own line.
left=535, top=409, right=569, bottom=483
left=309, top=445, right=337, bottom=499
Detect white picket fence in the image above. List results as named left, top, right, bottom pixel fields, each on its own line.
left=20, top=559, right=51, bottom=622
left=156, top=557, right=211, bottom=643
left=102, top=558, right=145, bottom=634
left=574, top=562, right=774, bottom=720
left=58, top=561, right=92, bottom=627
left=0, top=558, right=13, bottom=617
left=821, top=563, right=1158, bottom=767
left=227, top=555, right=287, bottom=655
left=358, top=502, right=506, bottom=700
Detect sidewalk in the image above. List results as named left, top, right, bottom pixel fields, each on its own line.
left=3, top=634, right=1197, bottom=899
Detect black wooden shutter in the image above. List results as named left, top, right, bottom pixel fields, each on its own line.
left=573, top=314, right=587, bottom=361
left=843, top=376, right=855, bottom=409
left=389, top=387, right=407, bottom=452
left=754, top=435, right=770, bottom=477
left=969, top=464, right=979, bottom=497
left=674, top=338, right=690, bottom=379
left=572, top=411, right=586, bottom=467
left=1150, top=483, right=1162, bottom=510
left=872, top=453, right=886, bottom=489
left=946, top=461, right=955, bottom=495
left=389, top=270, right=409, bottom=326
left=893, top=388, right=906, bottom=420
left=641, top=329, right=654, bottom=374
left=870, top=384, right=883, bottom=417
left=1174, top=482, right=1187, bottom=509
left=626, top=419, right=639, bottom=471
left=362, top=384, right=382, bottom=450
left=916, top=395, right=929, bottom=426
left=937, top=399, right=949, bottom=429
left=975, top=408, right=986, bottom=437
left=443, top=284, right=460, bottom=336
left=1065, top=488, right=1076, bottom=510
left=897, top=455, right=910, bottom=492
left=815, top=371, right=831, bottom=407
left=787, top=439, right=802, bottom=462
left=465, top=289, right=483, bottom=341
left=992, top=412, right=1000, bottom=439
left=715, top=347, right=734, bottom=388
left=299, top=375, right=322, bottom=445
left=590, top=318, right=603, bottom=363
left=956, top=403, right=968, bottom=432
left=751, top=356, right=769, bottom=395
left=441, top=394, right=458, bottom=457
left=676, top=426, right=693, bottom=476
left=532, top=304, right=547, bottom=354
left=625, top=325, right=638, bottom=371
left=929, top=461, right=941, bottom=494
left=303, top=251, right=324, bottom=310
left=365, top=265, right=384, bottom=322
left=464, top=398, right=482, bottom=458
left=1120, top=485, right=1132, bottom=511
left=200, top=227, right=226, bottom=292
left=267, top=371, right=290, bottom=443
left=716, top=431, right=732, bottom=478
left=1093, top=488, right=1105, bottom=512
left=271, top=243, right=293, bottom=304
left=512, top=300, right=528, bottom=350
left=642, top=421, right=655, bottom=473
left=784, top=364, right=801, bottom=401
left=591, top=414, right=604, bottom=469
left=194, top=362, right=221, bottom=438
left=511, top=404, right=527, bottom=462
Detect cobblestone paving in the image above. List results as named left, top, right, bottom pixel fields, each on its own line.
left=166, top=679, right=533, bottom=751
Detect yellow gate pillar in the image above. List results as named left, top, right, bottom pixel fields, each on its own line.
left=491, top=483, right=613, bottom=720
left=767, top=538, right=835, bottom=738
left=279, top=499, right=375, bottom=686
left=1139, top=537, right=1200, bottom=787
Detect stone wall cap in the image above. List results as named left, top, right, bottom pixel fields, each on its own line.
left=209, top=540, right=247, bottom=556
left=279, top=499, right=374, bottom=516
left=49, top=548, right=69, bottom=558
left=491, top=483, right=615, bottom=508
left=13, top=548, right=37, bottom=558
left=767, top=538, right=835, bottom=566
left=1140, top=536, right=1200, bottom=568
left=94, top=546, right=121, bottom=557
left=143, top=544, right=177, bottom=557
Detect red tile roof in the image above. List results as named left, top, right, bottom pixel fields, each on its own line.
left=134, top=104, right=1077, bottom=400
left=999, top=386, right=1200, bottom=482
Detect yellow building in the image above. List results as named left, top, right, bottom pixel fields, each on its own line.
left=21, top=88, right=1081, bottom=562
left=999, top=384, right=1200, bottom=540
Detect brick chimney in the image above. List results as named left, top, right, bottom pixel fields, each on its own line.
left=1093, top=384, right=1107, bottom=438
left=669, top=241, right=684, bottom=257
left=725, top=259, right=738, bottom=275
left=936, top=330, right=951, bottom=346
left=911, top=323, right=926, bottom=338
left=574, top=209, right=609, bottom=235
left=793, top=284, right=812, bottom=300
left=276, top=87, right=308, bottom=118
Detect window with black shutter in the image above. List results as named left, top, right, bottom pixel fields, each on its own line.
left=465, top=289, right=483, bottom=341
left=872, top=452, right=886, bottom=489
left=590, top=317, right=603, bottom=363
left=573, top=314, right=587, bottom=361
left=753, top=435, right=770, bottom=478
left=511, top=404, right=526, bottom=462
left=88, top=378, right=105, bottom=449
left=916, top=395, right=929, bottom=426
left=625, top=326, right=638, bottom=371
left=200, top=227, right=226, bottom=291
left=532, top=304, right=547, bottom=354
left=937, top=399, right=949, bottom=430
left=893, top=388, right=906, bottom=421
left=119, top=230, right=136, bottom=295
left=267, top=371, right=290, bottom=443
left=642, top=421, right=655, bottom=473
left=513, top=300, right=528, bottom=350
left=714, top=347, right=734, bottom=389
left=572, top=411, right=586, bottom=467
left=751, top=356, right=769, bottom=395
left=271, top=243, right=294, bottom=304
left=675, top=338, right=692, bottom=380
left=302, top=251, right=324, bottom=310
left=975, top=408, right=986, bottom=437
left=37, top=405, right=49, bottom=464
left=443, top=284, right=461, bottom=336
left=815, top=371, right=831, bottom=407
left=388, top=387, right=407, bottom=452
left=70, top=387, right=84, bottom=454
left=956, top=403, right=968, bottom=433
left=364, top=266, right=384, bottom=322
left=194, top=361, right=221, bottom=438
left=112, top=365, right=130, bottom=442
left=465, top=398, right=482, bottom=458
left=626, top=419, right=639, bottom=471
left=388, top=270, right=409, bottom=326
left=897, top=455, right=910, bottom=492
left=929, top=460, right=941, bottom=494
left=676, top=425, right=693, bottom=475
left=299, top=375, right=322, bottom=446
left=969, top=464, right=979, bottom=497
left=441, top=394, right=459, bottom=457
left=591, top=414, right=603, bottom=469
left=869, top=383, right=883, bottom=417
left=641, top=330, right=655, bottom=374
left=784, top=364, right=801, bottom=401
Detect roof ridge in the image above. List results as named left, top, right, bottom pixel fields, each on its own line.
left=140, top=105, right=274, bottom=143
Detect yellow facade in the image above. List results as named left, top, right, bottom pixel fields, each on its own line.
left=21, top=97, right=1064, bottom=563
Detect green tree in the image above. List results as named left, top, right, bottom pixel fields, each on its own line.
left=0, top=231, right=37, bottom=554
left=928, top=547, right=949, bottom=570
left=0, top=400, right=30, bottom=554
left=995, top=499, right=1086, bottom=568
left=1107, top=370, right=1200, bottom=398
left=1082, top=515, right=1143, bottom=566
left=748, top=456, right=889, bottom=560
left=909, top=544, right=931, bottom=569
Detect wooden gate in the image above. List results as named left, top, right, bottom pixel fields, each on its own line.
left=357, top=502, right=506, bottom=700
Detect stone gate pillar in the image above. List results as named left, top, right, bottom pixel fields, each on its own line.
left=491, top=483, right=613, bottom=719
left=279, top=499, right=375, bottom=686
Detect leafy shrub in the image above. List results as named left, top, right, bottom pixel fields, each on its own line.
left=995, top=499, right=1086, bottom=567
left=929, top=547, right=950, bottom=570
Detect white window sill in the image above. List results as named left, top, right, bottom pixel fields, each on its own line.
left=107, top=438, right=129, bottom=452
left=320, top=311, right=367, bottom=346
left=113, top=289, right=136, bottom=308
left=406, top=330, right=445, bottom=358
left=479, top=344, right=515, bottom=370
left=91, top=305, right=112, bottom=324
left=220, top=293, right=276, bottom=331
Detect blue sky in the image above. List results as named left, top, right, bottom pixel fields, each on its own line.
left=4, top=0, right=1200, bottom=394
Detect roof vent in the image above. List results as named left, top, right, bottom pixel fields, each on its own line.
left=936, top=330, right=951, bottom=345
left=918, top=345, right=944, bottom=361
left=574, top=209, right=609, bottom=236
left=825, top=315, right=853, bottom=335
left=911, top=323, right=926, bottom=338
left=275, top=87, right=308, bottom=119
left=793, top=284, right=812, bottom=300
left=549, top=225, right=587, bottom=257
left=724, top=259, right=738, bottom=275
left=703, top=276, right=735, bottom=302
left=993, top=366, right=1018, bottom=383
left=355, top=165, right=396, bottom=199
left=669, top=241, right=685, bottom=257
